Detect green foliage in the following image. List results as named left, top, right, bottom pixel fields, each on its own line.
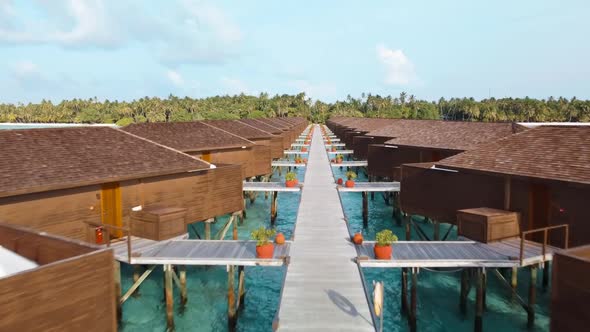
left=336, top=154, right=344, bottom=160
left=1, top=92, right=589, bottom=124
left=346, top=171, right=357, bottom=180
left=115, top=117, right=134, bottom=126
left=375, top=229, right=398, bottom=246
left=285, top=172, right=297, bottom=181
left=250, top=226, right=276, bottom=246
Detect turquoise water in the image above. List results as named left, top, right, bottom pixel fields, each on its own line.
left=119, top=145, right=550, bottom=332
left=332, top=167, right=551, bottom=332
left=120, top=164, right=305, bottom=332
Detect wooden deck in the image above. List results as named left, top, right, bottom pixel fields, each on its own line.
left=291, top=143, right=310, bottom=147
left=278, top=125, right=373, bottom=331
left=327, top=150, right=354, bottom=154
left=284, top=150, right=308, bottom=155
left=338, top=181, right=400, bottom=192
left=331, top=160, right=368, bottom=167
left=356, top=238, right=558, bottom=268
left=107, top=236, right=290, bottom=266
left=272, top=161, right=307, bottom=167
left=325, top=143, right=346, bottom=147
left=243, top=182, right=303, bottom=192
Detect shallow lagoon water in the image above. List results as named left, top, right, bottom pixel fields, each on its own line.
left=120, top=152, right=550, bottom=332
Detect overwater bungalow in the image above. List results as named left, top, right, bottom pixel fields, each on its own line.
left=367, top=120, right=519, bottom=180
left=326, top=117, right=399, bottom=158
left=0, top=223, right=116, bottom=331
left=203, top=119, right=274, bottom=174
left=0, top=127, right=243, bottom=243
left=401, top=125, right=590, bottom=246
left=239, top=118, right=290, bottom=150
left=123, top=121, right=262, bottom=179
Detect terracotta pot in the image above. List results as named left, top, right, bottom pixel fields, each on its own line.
left=352, top=233, right=363, bottom=245
left=275, top=233, right=285, bottom=245
left=345, top=180, right=355, bottom=188
left=330, top=159, right=335, bottom=162
left=303, top=158, right=307, bottom=163
left=294, top=179, right=299, bottom=185
left=285, top=180, right=297, bottom=187
left=336, top=158, right=342, bottom=164
left=331, top=148, right=336, bottom=152
left=301, top=148, right=307, bottom=152
left=374, top=245, right=392, bottom=259
left=256, top=243, right=275, bottom=258
left=337, top=178, right=343, bottom=185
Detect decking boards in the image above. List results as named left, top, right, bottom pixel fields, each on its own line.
left=243, top=182, right=302, bottom=192
left=338, top=182, right=400, bottom=192
left=278, top=125, right=373, bottom=331
left=108, top=237, right=290, bottom=266
left=331, top=160, right=368, bottom=167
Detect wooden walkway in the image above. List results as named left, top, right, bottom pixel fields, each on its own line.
left=338, top=182, right=400, bottom=193
left=272, top=161, right=307, bottom=167
left=107, top=236, right=290, bottom=266
left=331, top=160, right=368, bottom=167
left=243, top=182, right=302, bottom=192
left=278, top=125, right=373, bottom=331
left=356, top=238, right=558, bottom=268
left=328, top=150, right=354, bottom=155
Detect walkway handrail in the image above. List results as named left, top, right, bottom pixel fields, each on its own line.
left=100, top=223, right=133, bottom=263
left=520, top=224, right=569, bottom=265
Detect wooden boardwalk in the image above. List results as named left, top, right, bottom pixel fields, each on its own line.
left=278, top=125, right=374, bottom=331
left=356, top=239, right=558, bottom=268
left=243, top=182, right=303, bottom=192
left=107, top=236, right=290, bottom=266
left=338, top=182, right=400, bottom=193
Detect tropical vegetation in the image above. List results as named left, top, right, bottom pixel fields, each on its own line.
left=1, top=92, right=589, bottom=124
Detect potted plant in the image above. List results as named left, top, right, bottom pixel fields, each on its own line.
left=345, top=171, right=357, bottom=188
left=374, top=229, right=398, bottom=259
left=251, top=227, right=277, bottom=258
left=285, top=172, right=297, bottom=187
left=336, top=154, right=344, bottom=164
left=331, top=147, right=337, bottom=152
left=294, top=156, right=302, bottom=164
left=301, top=147, right=308, bottom=152
left=336, top=178, right=343, bottom=185
left=352, top=232, right=363, bottom=245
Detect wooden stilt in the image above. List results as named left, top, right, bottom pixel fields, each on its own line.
left=205, top=221, right=211, bottom=240
left=409, top=268, right=417, bottom=332
left=228, top=265, right=237, bottom=331
left=527, top=265, right=537, bottom=328
left=243, top=199, right=247, bottom=219
left=232, top=214, right=238, bottom=240
left=249, top=191, right=257, bottom=204
left=164, top=264, right=175, bottom=330
left=114, top=261, right=122, bottom=322
left=278, top=166, right=282, bottom=176
left=180, top=266, right=188, bottom=306
left=362, top=191, right=368, bottom=228
left=542, top=262, right=549, bottom=290
left=370, top=176, right=375, bottom=201
left=132, top=265, right=141, bottom=297
left=475, top=268, right=483, bottom=332
left=460, top=268, right=469, bottom=315
left=401, top=268, right=408, bottom=314
left=271, top=191, right=278, bottom=225
left=238, top=266, right=246, bottom=309
left=482, top=269, right=487, bottom=310
left=405, top=214, right=411, bottom=241
left=433, top=221, right=440, bottom=241
left=511, top=266, right=518, bottom=293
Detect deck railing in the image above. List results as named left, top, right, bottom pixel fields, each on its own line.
left=100, top=223, right=133, bottom=263
left=520, top=224, right=569, bottom=266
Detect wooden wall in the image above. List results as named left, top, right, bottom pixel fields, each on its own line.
left=353, top=136, right=388, bottom=160
left=194, top=147, right=255, bottom=179
left=251, top=144, right=272, bottom=176
left=270, top=136, right=284, bottom=159
left=0, top=165, right=244, bottom=243
left=401, top=163, right=590, bottom=246
left=551, top=245, right=590, bottom=331
left=368, top=145, right=457, bottom=180
left=0, top=225, right=116, bottom=332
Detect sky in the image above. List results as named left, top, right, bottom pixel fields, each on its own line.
left=0, top=0, right=589, bottom=103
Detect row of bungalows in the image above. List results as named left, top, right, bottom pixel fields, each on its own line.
left=0, top=126, right=244, bottom=243
left=239, top=117, right=306, bottom=151
left=365, top=120, right=520, bottom=180
left=326, top=117, right=398, bottom=159
left=401, top=125, right=590, bottom=247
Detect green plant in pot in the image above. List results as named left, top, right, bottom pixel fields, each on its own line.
left=251, top=227, right=277, bottom=258
left=345, top=171, right=357, bottom=188
left=336, top=154, right=344, bottom=164
left=374, top=229, right=398, bottom=259
left=285, top=171, right=298, bottom=187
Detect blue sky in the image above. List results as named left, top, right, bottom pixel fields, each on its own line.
left=1, top=0, right=589, bottom=103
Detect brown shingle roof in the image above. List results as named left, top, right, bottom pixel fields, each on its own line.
left=256, top=118, right=290, bottom=130
left=122, top=122, right=254, bottom=153
left=0, top=127, right=210, bottom=198
left=202, top=120, right=272, bottom=140
left=437, top=126, right=590, bottom=185
left=384, top=121, right=516, bottom=151
left=239, top=119, right=283, bottom=134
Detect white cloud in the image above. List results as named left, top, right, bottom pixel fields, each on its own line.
left=166, top=70, right=185, bottom=87
left=289, top=80, right=337, bottom=101
left=220, top=77, right=249, bottom=95
left=376, top=44, right=417, bottom=85
left=0, top=0, right=242, bottom=64
left=12, top=60, right=39, bottom=77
